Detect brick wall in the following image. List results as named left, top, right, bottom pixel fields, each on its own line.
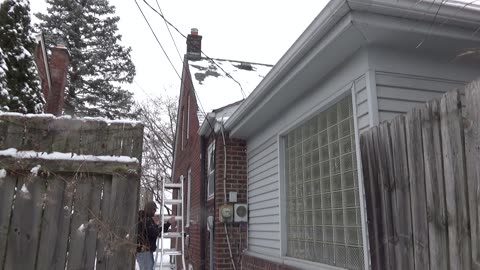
left=212, top=135, right=248, bottom=270
left=241, top=254, right=299, bottom=270
left=172, top=69, right=206, bottom=270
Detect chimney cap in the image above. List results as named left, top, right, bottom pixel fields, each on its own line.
left=191, top=28, right=198, bottom=35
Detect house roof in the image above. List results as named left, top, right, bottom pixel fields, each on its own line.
left=187, top=58, right=272, bottom=124
left=198, top=100, right=243, bottom=136
left=224, top=0, right=480, bottom=138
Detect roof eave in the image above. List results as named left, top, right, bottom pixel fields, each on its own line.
left=225, top=0, right=351, bottom=133
left=226, top=0, right=480, bottom=138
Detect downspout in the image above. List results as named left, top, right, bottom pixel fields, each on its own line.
left=200, top=136, right=207, bottom=269
left=207, top=216, right=214, bottom=270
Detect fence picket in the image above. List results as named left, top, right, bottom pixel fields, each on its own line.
left=360, top=131, right=382, bottom=270
left=0, top=174, right=16, bottom=269
left=389, top=116, right=414, bottom=270
left=464, top=81, right=480, bottom=269
left=406, top=108, right=429, bottom=270
left=440, top=90, right=471, bottom=270
left=4, top=176, right=46, bottom=270
left=96, top=176, right=113, bottom=270
left=67, top=173, right=103, bottom=270
left=36, top=175, right=67, bottom=270
left=51, top=176, right=75, bottom=270
left=378, top=123, right=396, bottom=269
left=105, top=174, right=139, bottom=270
left=84, top=175, right=104, bottom=270
left=421, top=100, right=448, bottom=270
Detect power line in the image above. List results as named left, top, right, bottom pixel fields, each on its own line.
left=134, top=0, right=182, bottom=80
left=416, top=0, right=447, bottom=48
left=155, top=0, right=183, bottom=63
left=134, top=0, right=215, bottom=133
left=141, top=0, right=246, bottom=98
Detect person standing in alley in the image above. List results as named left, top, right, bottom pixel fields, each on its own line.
left=136, top=201, right=176, bottom=270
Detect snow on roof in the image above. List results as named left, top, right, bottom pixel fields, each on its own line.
left=188, top=58, right=272, bottom=124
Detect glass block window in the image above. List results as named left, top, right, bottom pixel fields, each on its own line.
left=285, top=95, right=364, bottom=269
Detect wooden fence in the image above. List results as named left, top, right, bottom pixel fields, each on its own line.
left=360, top=80, right=480, bottom=270
left=0, top=114, right=143, bottom=270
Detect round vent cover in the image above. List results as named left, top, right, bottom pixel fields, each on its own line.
left=236, top=205, right=247, bottom=217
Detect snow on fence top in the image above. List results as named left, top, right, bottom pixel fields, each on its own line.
left=0, top=112, right=144, bottom=161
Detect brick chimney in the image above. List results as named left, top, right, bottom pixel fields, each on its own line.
left=34, top=35, right=70, bottom=116
left=186, top=28, right=202, bottom=60
left=47, top=45, right=69, bottom=116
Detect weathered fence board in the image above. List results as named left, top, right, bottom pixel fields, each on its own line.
left=36, top=175, right=67, bottom=270
left=420, top=100, right=448, bottom=270
left=3, top=115, right=25, bottom=149
left=441, top=90, right=471, bottom=270
left=105, top=174, right=139, bottom=270
left=4, top=176, right=46, bottom=270
left=361, top=82, right=480, bottom=270
left=377, top=123, right=395, bottom=270
left=96, top=176, right=113, bottom=270
left=0, top=175, right=16, bottom=269
left=67, top=174, right=103, bottom=270
left=52, top=176, right=75, bottom=270
left=0, top=114, right=143, bottom=270
left=464, top=80, right=480, bottom=269
left=405, top=108, right=429, bottom=270
left=389, top=116, right=414, bottom=270
left=360, top=130, right=382, bottom=270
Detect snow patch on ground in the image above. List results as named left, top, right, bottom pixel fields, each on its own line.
left=0, top=169, right=6, bottom=178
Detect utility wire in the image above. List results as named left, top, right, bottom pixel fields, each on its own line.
left=134, top=0, right=182, bottom=80
left=155, top=0, right=184, bottom=63
left=141, top=0, right=247, bottom=98
left=134, top=0, right=215, bottom=133
left=416, top=0, right=447, bottom=48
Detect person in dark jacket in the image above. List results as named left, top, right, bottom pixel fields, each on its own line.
left=136, top=201, right=176, bottom=270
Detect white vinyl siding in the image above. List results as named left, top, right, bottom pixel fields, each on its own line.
left=354, top=75, right=369, bottom=134
left=376, top=72, right=466, bottom=122
left=285, top=95, right=363, bottom=269
left=247, top=136, right=281, bottom=256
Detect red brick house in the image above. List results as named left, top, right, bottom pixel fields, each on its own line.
left=172, top=29, right=272, bottom=270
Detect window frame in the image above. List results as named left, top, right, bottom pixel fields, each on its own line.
left=207, top=141, right=215, bottom=199
left=181, top=107, right=185, bottom=150
left=187, top=95, right=190, bottom=140
left=278, top=88, right=368, bottom=270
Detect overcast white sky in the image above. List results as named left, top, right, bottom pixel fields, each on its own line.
left=30, top=0, right=329, bottom=101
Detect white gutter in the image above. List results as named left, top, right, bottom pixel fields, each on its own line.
left=198, top=113, right=216, bottom=136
